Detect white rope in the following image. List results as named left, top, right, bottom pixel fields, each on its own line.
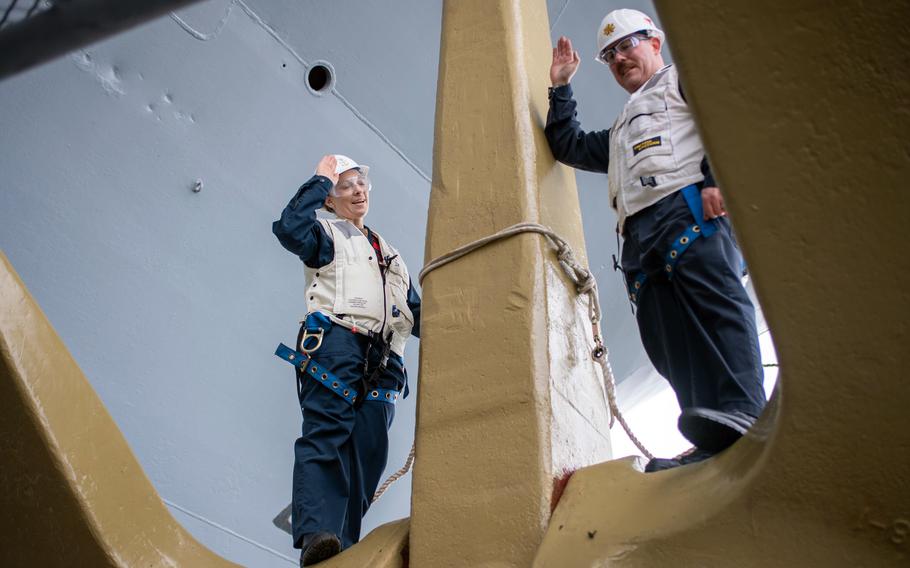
left=371, top=444, right=415, bottom=503
left=371, top=221, right=653, bottom=503
left=419, top=222, right=652, bottom=459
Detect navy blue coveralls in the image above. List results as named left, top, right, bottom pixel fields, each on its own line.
left=272, top=175, right=421, bottom=549
left=545, top=83, right=765, bottom=424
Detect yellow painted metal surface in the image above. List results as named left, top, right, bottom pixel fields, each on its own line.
left=321, top=519, right=409, bottom=568
left=410, top=0, right=611, bottom=566
left=534, top=1, right=910, bottom=566
left=0, top=251, right=239, bottom=567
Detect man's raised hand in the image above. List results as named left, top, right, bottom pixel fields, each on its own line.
left=550, top=36, right=581, bottom=87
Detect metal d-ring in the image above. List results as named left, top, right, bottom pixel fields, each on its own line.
left=299, top=328, right=324, bottom=354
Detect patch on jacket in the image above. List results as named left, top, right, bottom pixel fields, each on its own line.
left=632, top=136, right=662, bottom=155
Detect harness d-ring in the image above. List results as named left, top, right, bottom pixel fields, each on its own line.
left=299, top=328, right=324, bottom=354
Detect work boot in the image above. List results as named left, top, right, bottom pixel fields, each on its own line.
left=644, top=448, right=715, bottom=473
left=300, top=532, right=341, bottom=567
left=677, top=407, right=757, bottom=453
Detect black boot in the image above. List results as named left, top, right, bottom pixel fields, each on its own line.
left=644, top=448, right=716, bottom=473
left=300, top=532, right=341, bottom=567
left=677, top=407, right=757, bottom=452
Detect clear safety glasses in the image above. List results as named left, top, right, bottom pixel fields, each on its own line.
left=331, top=175, right=371, bottom=196
left=596, top=33, right=649, bottom=65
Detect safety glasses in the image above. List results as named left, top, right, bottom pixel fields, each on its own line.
left=597, top=33, right=649, bottom=65
left=331, top=175, right=371, bottom=196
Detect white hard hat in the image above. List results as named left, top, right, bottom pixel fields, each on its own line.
left=333, top=154, right=369, bottom=178
left=321, top=154, right=371, bottom=211
left=595, top=9, right=664, bottom=64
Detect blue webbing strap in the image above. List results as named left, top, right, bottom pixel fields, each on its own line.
left=305, top=311, right=333, bottom=332
left=683, top=182, right=747, bottom=274
left=629, top=272, right=648, bottom=305
left=627, top=184, right=720, bottom=305
left=275, top=343, right=400, bottom=405
left=680, top=183, right=718, bottom=238
left=663, top=223, right=702, bottom=278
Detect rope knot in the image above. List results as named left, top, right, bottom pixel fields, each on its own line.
left=555, top=242, right=573, bottom=264
left=576, top=269, right=596, bottom=295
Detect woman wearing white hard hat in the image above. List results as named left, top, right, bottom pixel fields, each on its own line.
left=272, top=154, right=420, bottom=566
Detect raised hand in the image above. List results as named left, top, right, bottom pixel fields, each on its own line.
left=315, top=155, right=339, bottom=186
left=550, top=36, right=581, bottom=87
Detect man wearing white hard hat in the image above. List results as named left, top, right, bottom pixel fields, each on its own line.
left=272, top=155, right=420, bottom=565
left=545, top=9, right=766, bottom=471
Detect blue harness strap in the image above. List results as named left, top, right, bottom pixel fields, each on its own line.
left=305, top=311, right=333, bottom=331
left=627, top=184, right=720, bottom=305
left=275, top=343, right=400, bottom=405
left=680, top=183, right=718, bottom=238
left=629, top=272, right=648, bottom=304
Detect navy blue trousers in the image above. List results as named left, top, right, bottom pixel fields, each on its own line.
left=621, top=191, right=766, bottom=418
left=291, top=324, right=406, bottom=550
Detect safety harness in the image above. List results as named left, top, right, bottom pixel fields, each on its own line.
left=624, top=184, right=719, bottom=305
left=274, top=311, right=401, bottom=406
